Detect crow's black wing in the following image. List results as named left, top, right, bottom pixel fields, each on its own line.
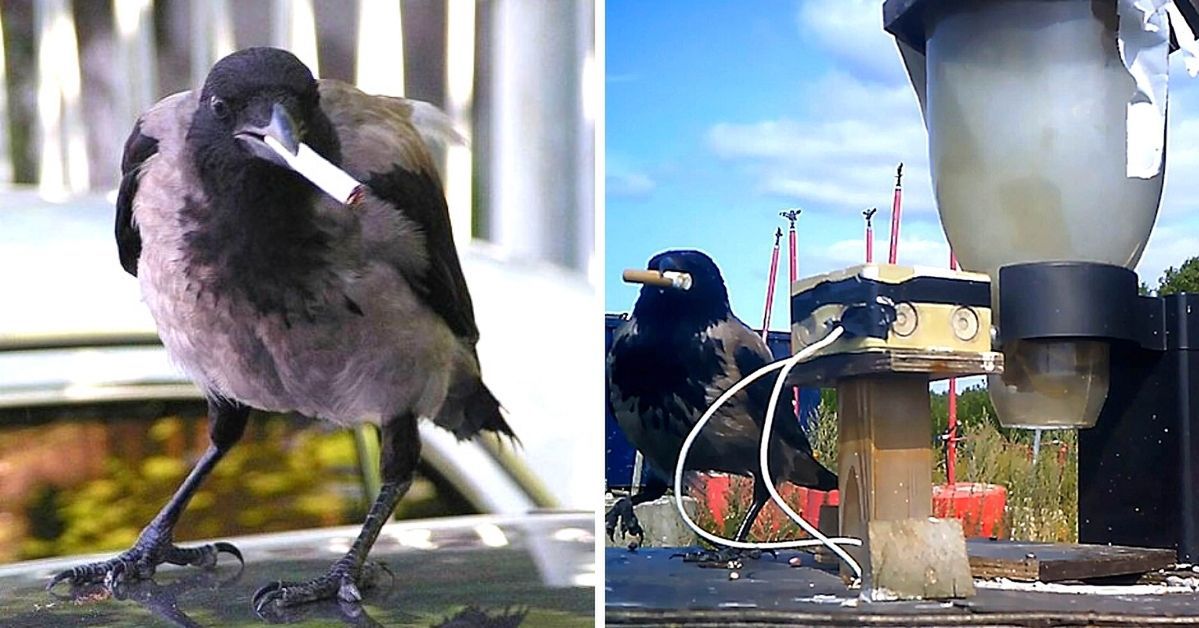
left=115, top=119, right=158, bottom=277
left=363, top=166, right=476, bottom=343
left=318, top=81, right=478, bottom=345
left=718, top=318, right=815, bottom=455
left=721, top=318, right=837, bottom=489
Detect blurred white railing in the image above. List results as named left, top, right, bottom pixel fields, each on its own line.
left=10, top=0, right=594, bottom=274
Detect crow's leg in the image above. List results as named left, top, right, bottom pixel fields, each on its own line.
left=673, top=476, right=777, bottom=565
left=732, top=475, right=772, bottom=543
left=253, top=413, right=418, bottom=612
left=48, top=397, right=250, bottom=592
left=605, top=475, right=667, bottom=544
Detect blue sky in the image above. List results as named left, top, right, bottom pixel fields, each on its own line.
left=605, top=0, right=1199, bottom=331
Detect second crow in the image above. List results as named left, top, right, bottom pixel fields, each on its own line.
left=607, top=249, right=836, bottom=544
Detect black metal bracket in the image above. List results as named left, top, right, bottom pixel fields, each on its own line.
left=997, top=262, right=1166, bottom=350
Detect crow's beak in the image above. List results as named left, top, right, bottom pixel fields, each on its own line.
left=235, top=103, right=301, bottom=166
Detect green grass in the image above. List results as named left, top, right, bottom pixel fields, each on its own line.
left=694, top=389, right=1079, bottom=544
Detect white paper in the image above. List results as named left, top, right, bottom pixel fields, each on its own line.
left=1118, top=0, right=1172, bottom=179
left=263, top=136, right=363, bottom=204
left=1167, top=1, right=1199, bottom=77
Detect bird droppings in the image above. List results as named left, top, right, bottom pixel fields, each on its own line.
left=975, top=577, right=1199, bottom=595
left=862, top=586, right=901, bottom=602
left=793, top=594, right=845, bottom=605
left=728, top=571, right=740, bottom=581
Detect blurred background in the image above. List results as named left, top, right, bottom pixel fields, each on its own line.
left=0, top=0, right=598, bottom=564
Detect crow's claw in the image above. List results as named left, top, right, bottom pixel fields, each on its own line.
left=604, top=496, right=645, bottom=548
left=46, top=536, right=243, bottom=593
left=253, top=560, right=389, bottom=616
left=214, top=542, right=244, bottom=565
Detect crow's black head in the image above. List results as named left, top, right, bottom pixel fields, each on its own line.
left=633, top=249, right=731, bottom=329
left=187, top=47, right=339, bottom=186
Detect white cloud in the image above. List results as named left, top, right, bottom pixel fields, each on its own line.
left=706, top=71, right=934, bottom=219
left=798, top=0, right=907, bottom=85
left=1137, top=223, right=1199, bottom=286
left=808, top=234, right=950, bottom=273
left=606, top=171, right=656, bottom=199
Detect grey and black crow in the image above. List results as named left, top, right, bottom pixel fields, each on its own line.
left=49, top=47, right=513, bottom=612
left=606, top=250, right=836, bottom=544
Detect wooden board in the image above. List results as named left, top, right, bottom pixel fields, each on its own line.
left=967, top=539, right=1176, bottom=582
left=786, top=348, right=1003, bottom=388
left=607, top=548, right=1199, bottom=625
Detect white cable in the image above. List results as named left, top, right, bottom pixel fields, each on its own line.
left=759, top=325, right=862, bottom=579
left=672, top=325, right=863, bottom=573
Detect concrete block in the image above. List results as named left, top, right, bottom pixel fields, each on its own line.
left=866, top=517, right=976, bottom=600
left=604, top=494, right=699, bottom=548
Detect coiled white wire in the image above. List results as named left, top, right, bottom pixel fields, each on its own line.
left=672, top=325, right=863, bottom=579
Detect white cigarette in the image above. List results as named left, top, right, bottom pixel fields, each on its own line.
left=263, top=136, right=364, bottom=205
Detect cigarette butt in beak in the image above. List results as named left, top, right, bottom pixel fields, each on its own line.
left=263, top=136, right=364, bottom=206
left=622, top=269, right=693, bottom=290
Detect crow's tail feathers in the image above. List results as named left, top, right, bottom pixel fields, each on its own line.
left=445, top=381, right=518, bottom=446
left=780, top=448, right=839, bottom=492
left=813, top=461, right=838, bottom=492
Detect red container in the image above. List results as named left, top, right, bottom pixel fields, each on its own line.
left=694, top=473, right=837, bottom=537
left=933, top=482, right=1007, bottom=539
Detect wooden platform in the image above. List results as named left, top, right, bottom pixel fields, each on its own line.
left=785, top=348, right=1004, bottom=387
left=606, top=548, right=1199, bottom=626
left=967, top=539, right=1176, bottom=583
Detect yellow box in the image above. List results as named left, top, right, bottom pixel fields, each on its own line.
left=790, top=264, right=992, bottom=356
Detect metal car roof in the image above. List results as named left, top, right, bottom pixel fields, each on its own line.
left=0, top=511, right=595, bottom=626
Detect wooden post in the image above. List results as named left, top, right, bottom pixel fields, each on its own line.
left=837, top=373, right=974, bottom=598
left=838, top=374, right=933, bottom=549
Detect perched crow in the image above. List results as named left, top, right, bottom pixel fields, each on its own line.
left=49, top=47, right=513, bottom=612
left=606, top=250, right=837, bottom=544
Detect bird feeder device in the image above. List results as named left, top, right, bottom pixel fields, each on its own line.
left=785, top=0, right=1199, bottom=600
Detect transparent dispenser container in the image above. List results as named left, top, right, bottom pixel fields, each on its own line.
left=924, top=0, right=1164, bottom=428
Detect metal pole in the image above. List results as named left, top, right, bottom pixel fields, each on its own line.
left=947, top=254, right=959, bottom=484
left=781, top=209, right=801, bottom=285
left=760, top=228, right=782, bottom=341
left=864, top=207, right=877, bottom=264
left=780, top=209, right=803, bottom=428
left=887, top=163, right=904, bottom=264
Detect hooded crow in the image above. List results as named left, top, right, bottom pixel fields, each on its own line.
left=606, top=250, right=836, bottom=545
left=49, top=47, right=513, bottom=612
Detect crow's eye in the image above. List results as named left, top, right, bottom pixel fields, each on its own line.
left=210, top=96, right=230, bottom=120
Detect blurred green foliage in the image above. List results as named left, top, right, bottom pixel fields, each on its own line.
left=1153, top=256, right=1199, bottom=296
left=10, top=411, right=474, bottom=561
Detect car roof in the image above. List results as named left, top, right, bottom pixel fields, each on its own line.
left=0, top=511, right=595, bottom=626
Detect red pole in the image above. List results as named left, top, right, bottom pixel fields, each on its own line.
left=863, top=207, right=877, bottom=263
left=887, top=163, right=904, bottom=264
left=780, top=209, right=803, bottom=427
left=779, top=209, right=801, bottom=286
left=947, top=251, right=959, bottom=485
left=760, top=228, right=782, bottom=341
